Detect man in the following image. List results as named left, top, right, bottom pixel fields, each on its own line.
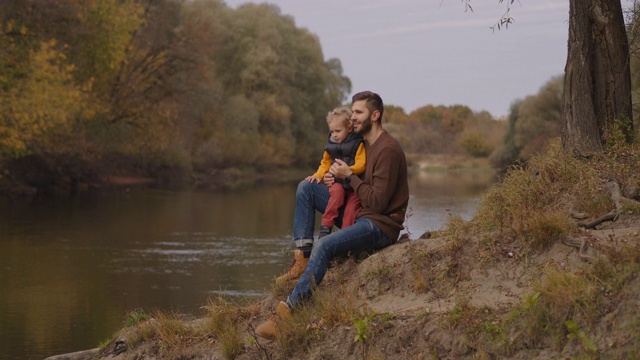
left=256, top=91, right=409, bottom=339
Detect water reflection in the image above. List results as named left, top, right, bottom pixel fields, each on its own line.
left=405, top=170, right=497, bottom=237
left=0, top=169, right=497, bottom=359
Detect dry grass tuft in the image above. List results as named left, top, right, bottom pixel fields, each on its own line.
left=202, top=296, right=259, bottom=359
left=473, top=140, right=616, bottom=257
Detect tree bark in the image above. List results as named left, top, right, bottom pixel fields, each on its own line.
left=563, top=0, right=633, bottom=155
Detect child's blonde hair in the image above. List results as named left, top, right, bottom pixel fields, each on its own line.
left=326, top=106, right=353, bottom=129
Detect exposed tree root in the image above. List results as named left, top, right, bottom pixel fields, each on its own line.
left=561, top=236, right=593, bottom=262
left=578, top=179, right=625, bottom=229
left=578, top=209, right=619, bottom=229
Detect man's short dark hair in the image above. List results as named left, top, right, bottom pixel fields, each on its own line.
left=352, top=91, right=384, bottom=121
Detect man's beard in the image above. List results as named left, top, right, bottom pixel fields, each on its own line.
left=356, top=115, right=373, bottom=134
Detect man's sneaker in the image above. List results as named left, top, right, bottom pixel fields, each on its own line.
left=275, top=249, right=309, bottom=285
left=255, top=301, right=291, bottom=340
left=318, top=225, right=332, bottom=239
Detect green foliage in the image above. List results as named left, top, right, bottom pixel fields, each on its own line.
left=506, top=270, right=600, bottom=350
left=124, top=308, right=151, bottom=327
left=459, top=130, right=494, bottom=157
left=353, top=312, right=376, bottom=360
left=489, top=100, right=521, bottom=169
left=492, top=76, right=563, bottom=169
left=565, top=320, right=598, bottom=353
left=604, top=116, right=636, bottom=150
left=0, top=20, right=31, bottom=93
left=514, top=76, right=564, bottom=159
left=353, top=312, right=375, bottom=343
left=208, top=2, right=350, bottom=167
left=74, top=0, right=144, bottom=88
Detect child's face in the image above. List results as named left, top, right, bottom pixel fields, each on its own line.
left=328, top=118, right=351, bottom=143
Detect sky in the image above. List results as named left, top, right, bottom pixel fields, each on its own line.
left=221, top=1, right=628, bottom=118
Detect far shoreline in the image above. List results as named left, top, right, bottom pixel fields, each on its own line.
left=0, top=154, right=497, bottom=199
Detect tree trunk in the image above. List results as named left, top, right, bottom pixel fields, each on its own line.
left=563, top=0, right=633, bottom=155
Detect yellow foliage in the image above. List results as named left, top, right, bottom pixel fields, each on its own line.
left=75, top=0, right=145, bottom=86
left=0, top=40, right=93, bottom=158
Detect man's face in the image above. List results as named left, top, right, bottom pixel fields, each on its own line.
left=351, top=100, right=373, bottom=135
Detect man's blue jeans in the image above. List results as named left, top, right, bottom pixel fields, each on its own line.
left=288, top=180, right=394, bottom=307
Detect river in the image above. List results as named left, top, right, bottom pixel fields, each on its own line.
left=0, top=169, right=496, bottom=359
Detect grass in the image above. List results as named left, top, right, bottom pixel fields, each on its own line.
left=502, top=271, right=599, bottom=353
left=361, top=254, right=395, bottom=294
left=406, top=236, right=465, bottom=296
left=202, top=296, right=258, bottom=359
left=498, top=237, right=640, bottom=357
left=472, top=140, right=617, bottom=259
left=428, top=137, right=640, bottom=358
left=123, top=308, right=151, bottom=327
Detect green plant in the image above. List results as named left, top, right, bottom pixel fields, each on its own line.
left=353, top=312, right=376, bottom=359
left=124, top=308, right=151, bottom=327
left=440, top=214, right=473, bottom=251
left=505, top=269, right=601, bottom=352
left=565, top=320, right=598, bottom=353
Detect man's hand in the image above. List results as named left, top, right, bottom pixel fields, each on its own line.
left=330, top=159, right=352, bottom=180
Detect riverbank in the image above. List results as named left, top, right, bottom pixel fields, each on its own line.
left=47, top=143, right=640, bottom=359
left=0, top=157, right=310, bottom=198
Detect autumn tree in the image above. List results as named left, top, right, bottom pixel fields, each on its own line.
left=199, top=2, right=350, bottom=168
left=0, top=0, right=149, bottom=156
left=458, top=110, right=504, bottom=158
left=400, top=104, right=503, bottom=156
left=1, top=0, right=351, bottom=192
left=0, top=1, right=103, bottom=160
left=472, top=0, right=634, bottom=154
left=381, top=105, right=410, bottom=146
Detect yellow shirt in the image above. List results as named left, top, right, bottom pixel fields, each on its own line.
left=312, top=142, right=366, bottom=180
